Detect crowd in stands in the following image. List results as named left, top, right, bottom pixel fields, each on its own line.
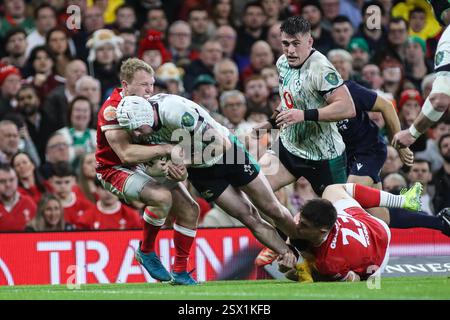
left=0, top=0, right=449, bottom=232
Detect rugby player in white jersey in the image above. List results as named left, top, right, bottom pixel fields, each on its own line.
left=115, top=94, right=298, bottom=270
left=393, top=1, right=450, bottom=148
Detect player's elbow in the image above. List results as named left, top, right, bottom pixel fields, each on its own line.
left=345, top=98, right=356, bottom=118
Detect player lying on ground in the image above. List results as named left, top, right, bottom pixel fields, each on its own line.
left=116, top=93, right=299, bottom=268
left=276, top=182, right=426, bottom=282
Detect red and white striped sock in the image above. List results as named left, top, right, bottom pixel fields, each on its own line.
left=344, top=183, right=405, bottom=209
left=173, top=223, right=196, bottom=273
left=140, top=208, right=166, bottom=254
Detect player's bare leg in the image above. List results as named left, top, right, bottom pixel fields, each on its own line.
left=214, top=185, right=293, bottom=257
left=136, top=183, right=174, bottom=282
left=259, top=152, right=297, bottom=192
left=168, top=183, right=200, bottom=285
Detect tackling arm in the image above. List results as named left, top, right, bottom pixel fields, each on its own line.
left=105, top=129, right=172, bottom=165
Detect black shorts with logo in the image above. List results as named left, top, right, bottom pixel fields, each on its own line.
left=277, top=139, right=347, bottom=196
left=187, top=135, right=260, bottom=202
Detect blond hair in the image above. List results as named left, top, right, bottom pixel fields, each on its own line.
left=119, top=58, right=154, bottom=83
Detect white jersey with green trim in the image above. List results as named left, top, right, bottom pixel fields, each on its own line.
left=277, top=50, right=346, bottom=161
left=435, top=25, right=450, bottom=73
left=135, top=93, right=230, bottom=168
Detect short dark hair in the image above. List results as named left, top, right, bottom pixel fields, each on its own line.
left=34, top=3, right=57, bottom=20
left=412, top=159, right=432, bottom=171
left=301, top=198, right=337, bottom=230
left=332, top=15, right=352, bottom=25
left=188, top=6, right=208, bottom=17
left=49, top=161, right=75, bottom=178
left=4, top=27, right=27, bottom=44
left=280, top=16, right=311, bottom=35
left=0, top=163, right=14, bottom=173
left=301, top=0, right=323, bottom=15
left=389, top=17, right=409, bottom=29
left=410, top=6, right=426, bottom=17
left=244, top=1, right=264, bottom=13
left=438, top=133, right=450, bottom=152
left=115, top=3, right=135, bottom=15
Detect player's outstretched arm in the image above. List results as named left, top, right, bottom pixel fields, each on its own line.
left=372, top=95, right=414, bottom=166
left=105, top=129, right=172, bottom=165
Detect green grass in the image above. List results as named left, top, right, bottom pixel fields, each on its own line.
left=1, top=277, right=450, bottom=300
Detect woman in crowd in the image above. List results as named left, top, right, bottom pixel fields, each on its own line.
left=46, top=27, right=73, bottom=77
left=11, top=151, right=48, bottom=205
left=77, top=152, right=98, bottom=204
left=26, top=194, right=74, bottom=231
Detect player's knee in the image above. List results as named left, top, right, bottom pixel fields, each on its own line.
left=140, top=187, right=172, bottom=213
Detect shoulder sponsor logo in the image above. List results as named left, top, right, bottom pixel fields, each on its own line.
left=435, top=51, right=444, bottom=66
left=103, top=106, right=117, bottom=121
left=181, top=112, right=195, bottom=127
left=325, top=72, right=339, bottom=85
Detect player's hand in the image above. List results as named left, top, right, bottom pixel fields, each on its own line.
left=167, top=163, right=188, bottom=181
left=392, top=129, right=417, bottom=149
left=145, top=157, right=169, bottom=177
left=277, top=251, right=297, bottom=273
left=398, top=147, right=414, bottom=166
left=276, top=109, right=304, bottom=127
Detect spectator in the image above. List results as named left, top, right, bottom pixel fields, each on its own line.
left=0, top=64, right=22, bottom=119
left=188, top=7, right=214, bottom=51
left=118, top=28, right=138, bottom=59
left=330, top=15, right=354, bottom=50
left=433, top=134, right=450, bottom=213
left=86, top=29, right=123, bottom=100
left=319, top=0, right=341, bottom=30
left=379, top=57, right=406, bottom=99
left=137, top=29, right=171, bottom=72
left=2, top=28, right=28, bottom=71
left=328, top=49, right=367, bottom=85
left=339, top=0, right=362, bottom=29
left=75, top=75, right=102, bottom=120
left=25, top=194, right=74, bottom=232
left=144, top=6, right=169, bottom=35
left=416, top=118, right=450, bottom=172
left=301, top=1, right=334, bottom=56
left=46, top=27, right=73, bottom=77
left=11, top=151, right=47, bottom=205
left=56, top=96, right=97, bottom=170
left=355, top=1, right=388, bottom=57
left=15, top=85, right=53, bottom=161
left=0, top=0, right=35, bottom=38
left=397, top=89, right=423, bottom=130
left=0, top=163, right=36, bottom=232
left=211, top=0, right=235, bottom=28
left=374, top=17, right=408, bottom=65
left=215, top=25, right=238, bottom=61
left=244, top=75, right=271, bottom=117
left=24, top=45, right=65, bottom=101
left=381, top=145, right=404, bottom=179
left=47, top=161, right=94, bottom=229
left=261, top=0, right=282, bottom=27
left=405, top=36, right=434, bottom=90
left=235, top=2, right=268, bottom=63
left=213, top=58, right=239, bottom=93
left=382, top=172, right=408, bottom=194
left=77, top=152, right=98, bottom=204
left=0, top=120, right=22, bottom=164
left=191, top=74, right=222, bottom=122
left=167, top=20, right=199, bottom=69
left=240, top=40, right=274, bottom=85
left=25, top=4, right=57, bottom=58
left=39, top=132, right=71, bottom=180
left=266, top=21, right=283, bottom=60
left=347, top=37, right=370, bottom=74
left=407, top=160, right=434, bottom=215
left=183, top=40, right=223, bottom=94
left=261, top=65, right=279, bottom=91
left=155, top=62, right=185, bottom=96
left=113, top=4, right=136, bottom=30
left=79, top=179, right=142, bottom=230
left=361, top=64, right=384, bottom=91
left=220, top=90, right=253, bottom=135
left=43, top=59, right=88, bottom=131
